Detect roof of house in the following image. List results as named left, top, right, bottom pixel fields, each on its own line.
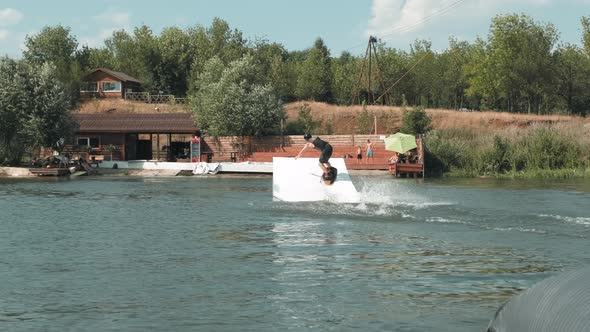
left=73, top=113, right=197, bottom=133
left=84, top=68, right=142, bottom=84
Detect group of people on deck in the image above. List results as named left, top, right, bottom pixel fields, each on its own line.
left=388, top=143, right=422, bottom=165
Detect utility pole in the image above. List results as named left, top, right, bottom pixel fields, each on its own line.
left=374, top=115, right=377, bottom=135
left=352, top=36, right=390, bottom=106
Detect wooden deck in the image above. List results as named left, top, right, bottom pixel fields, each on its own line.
left=388, top=163, right=424, bottom=178
left=29, top=168, right=71, bottom=176
left=241, top=136, right=425, bottom=174
left=387, top=137, right=425, bottom=178
left=242, top=146, right=391, bottom=170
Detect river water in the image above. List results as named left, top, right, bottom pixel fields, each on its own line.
left=1, top=175, right=589, bottom=331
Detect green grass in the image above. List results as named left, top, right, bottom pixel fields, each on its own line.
left=424, top=125, right=590, bottom=179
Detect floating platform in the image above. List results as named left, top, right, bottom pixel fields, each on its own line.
left=272, top=157, right=361, bottom=203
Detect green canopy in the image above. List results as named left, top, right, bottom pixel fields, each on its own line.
left=384, top=133, right=417, bottom=153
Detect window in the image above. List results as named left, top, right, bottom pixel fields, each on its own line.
left=102, top=82, right=121, bottom=92
left=80, top=82, right=98, bottom=92
left=77, top=137, right=100, bottom=148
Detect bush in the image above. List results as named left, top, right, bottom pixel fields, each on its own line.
left=424, top=130, right=467, bottom=176
left=401, top=106, right=432, bottom=135
left=356, top=102, right=373, bottom=134
left=285, top=121, right=304, bottom=135
left=521, top=127, right=582, bottom=169
left=425, top=126, right=590, bottom=178
left=285, top=103, right=322, bottom=135
left=481, top=136, right=511, bottom=173
left=297, top=103, right=322, bottom=133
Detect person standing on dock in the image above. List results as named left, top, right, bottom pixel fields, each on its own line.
left=366, top=139, right=374, bottom=163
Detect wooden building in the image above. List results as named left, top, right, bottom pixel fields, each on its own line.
left=70, top=113, right=198, bottom=162
left=80, top=68, right=142, bottom=99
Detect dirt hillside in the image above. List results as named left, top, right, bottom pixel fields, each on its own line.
left=73, top=99, right=589, bottom=134
left=284, top=101, right=590, bottom=134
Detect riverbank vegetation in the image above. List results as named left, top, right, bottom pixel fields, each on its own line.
left=424, top=125, right=590, bottom=178
left=0, top=58, right=73, bottom=165
left=284, top=102, right=590, bottom=178
left=2, top=12, right=590, bottom=177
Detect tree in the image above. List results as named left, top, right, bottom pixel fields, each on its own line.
left=296, top=38, right=332, bottom=101
left=102, top=26, right=159, bottom=91
left=156, top=27, right=193, bottom=95
left=554, top=44, right=590, bottom=115
left=378, top=47, right=412, bottom=105
left=189, top=55, right=283, bottom=137
left=468, top=14, right=558, bottom=113
left=438, top=37, right=473, bottom=109
left=582, top=16, right=590, bottom=56
left=0, top=58, right=73, bottom=165
left=356, top=102, right=373, bottom=134
left=401, top=106, right=431, bottom=135
left=297, top=103, right=321, bottom=133
left=23, top=25, right=81, bottom=102
left=24, top=64, right=75, bottom=149
left=409, top=40, right=436, bottom=107
left=332, top=51, right=358, bottom=105
left=23, top=25, right=78, bottom=69
left=250, top=40, right=294, bottom=100
left=187, top=18, right=248, bottom=95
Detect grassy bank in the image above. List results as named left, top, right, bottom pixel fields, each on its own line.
left=283, top=102, right=590, bottom=179
left=424, top=123, right=590, bottom=178
left=73, top=100, right=590, bottom=179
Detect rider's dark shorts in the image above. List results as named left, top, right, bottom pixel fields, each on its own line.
left=319, top=144, right=333, bottom=163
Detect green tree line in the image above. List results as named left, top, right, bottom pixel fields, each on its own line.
left=3, top=13, right=590, bottom=163
left=14, top=14, right=590, bottom=115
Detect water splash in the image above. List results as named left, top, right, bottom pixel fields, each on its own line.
left=537, top=214, right=590, bottom=226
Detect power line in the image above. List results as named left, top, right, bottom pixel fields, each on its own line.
left=338, top=0, right=468, bottom=55
left=374, top=52, right=431, bottom=104
left=380, top=0, right=468, bottom=37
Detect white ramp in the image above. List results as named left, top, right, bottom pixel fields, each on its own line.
left=273, top=157, right=360, bottom=203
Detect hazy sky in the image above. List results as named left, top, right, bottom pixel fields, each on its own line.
left=0, top=0, right=588, bottom=57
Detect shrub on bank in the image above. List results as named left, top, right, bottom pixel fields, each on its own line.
left=424, top=125, right=590, bottom=178
left=401, top=106, right=432, bottom=135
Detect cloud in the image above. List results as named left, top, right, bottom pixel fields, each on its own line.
left=95, top=11, right=131, bottom=27
left=95, top=10, right=131, bottom=39
left=362, top=0, right=584, bottom=52
left=0, top=8, right=24, bottom=26
left=0, top=29, right=8, bottom=41
left=79, top=9, right=131, bottom=47
left=366, top=0, right=556, bottom=38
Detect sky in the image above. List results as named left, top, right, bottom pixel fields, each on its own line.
left=0, top=0, right=589, bottom=58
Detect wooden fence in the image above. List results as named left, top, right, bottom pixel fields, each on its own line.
left=125, top=92, right=186, bottom=104
left=200, top=134, right=387, bottom=161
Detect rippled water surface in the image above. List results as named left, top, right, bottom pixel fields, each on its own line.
left=1, top=175, right=589, bottom=331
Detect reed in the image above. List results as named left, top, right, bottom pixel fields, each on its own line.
left=425, top=124, right=590, bottom=178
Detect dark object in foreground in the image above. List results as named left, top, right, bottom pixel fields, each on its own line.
left=322, top=167, right=338, bottom=185
left=487, top=266, right=590, bottom=332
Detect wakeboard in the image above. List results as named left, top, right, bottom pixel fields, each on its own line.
left=322, top=167, right=338, bottom=185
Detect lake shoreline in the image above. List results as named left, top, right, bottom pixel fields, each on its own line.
left=4, top=166, right=590, bottom=179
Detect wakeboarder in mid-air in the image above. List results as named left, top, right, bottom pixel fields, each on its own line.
left=295, top=133, right=337, bottom=185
